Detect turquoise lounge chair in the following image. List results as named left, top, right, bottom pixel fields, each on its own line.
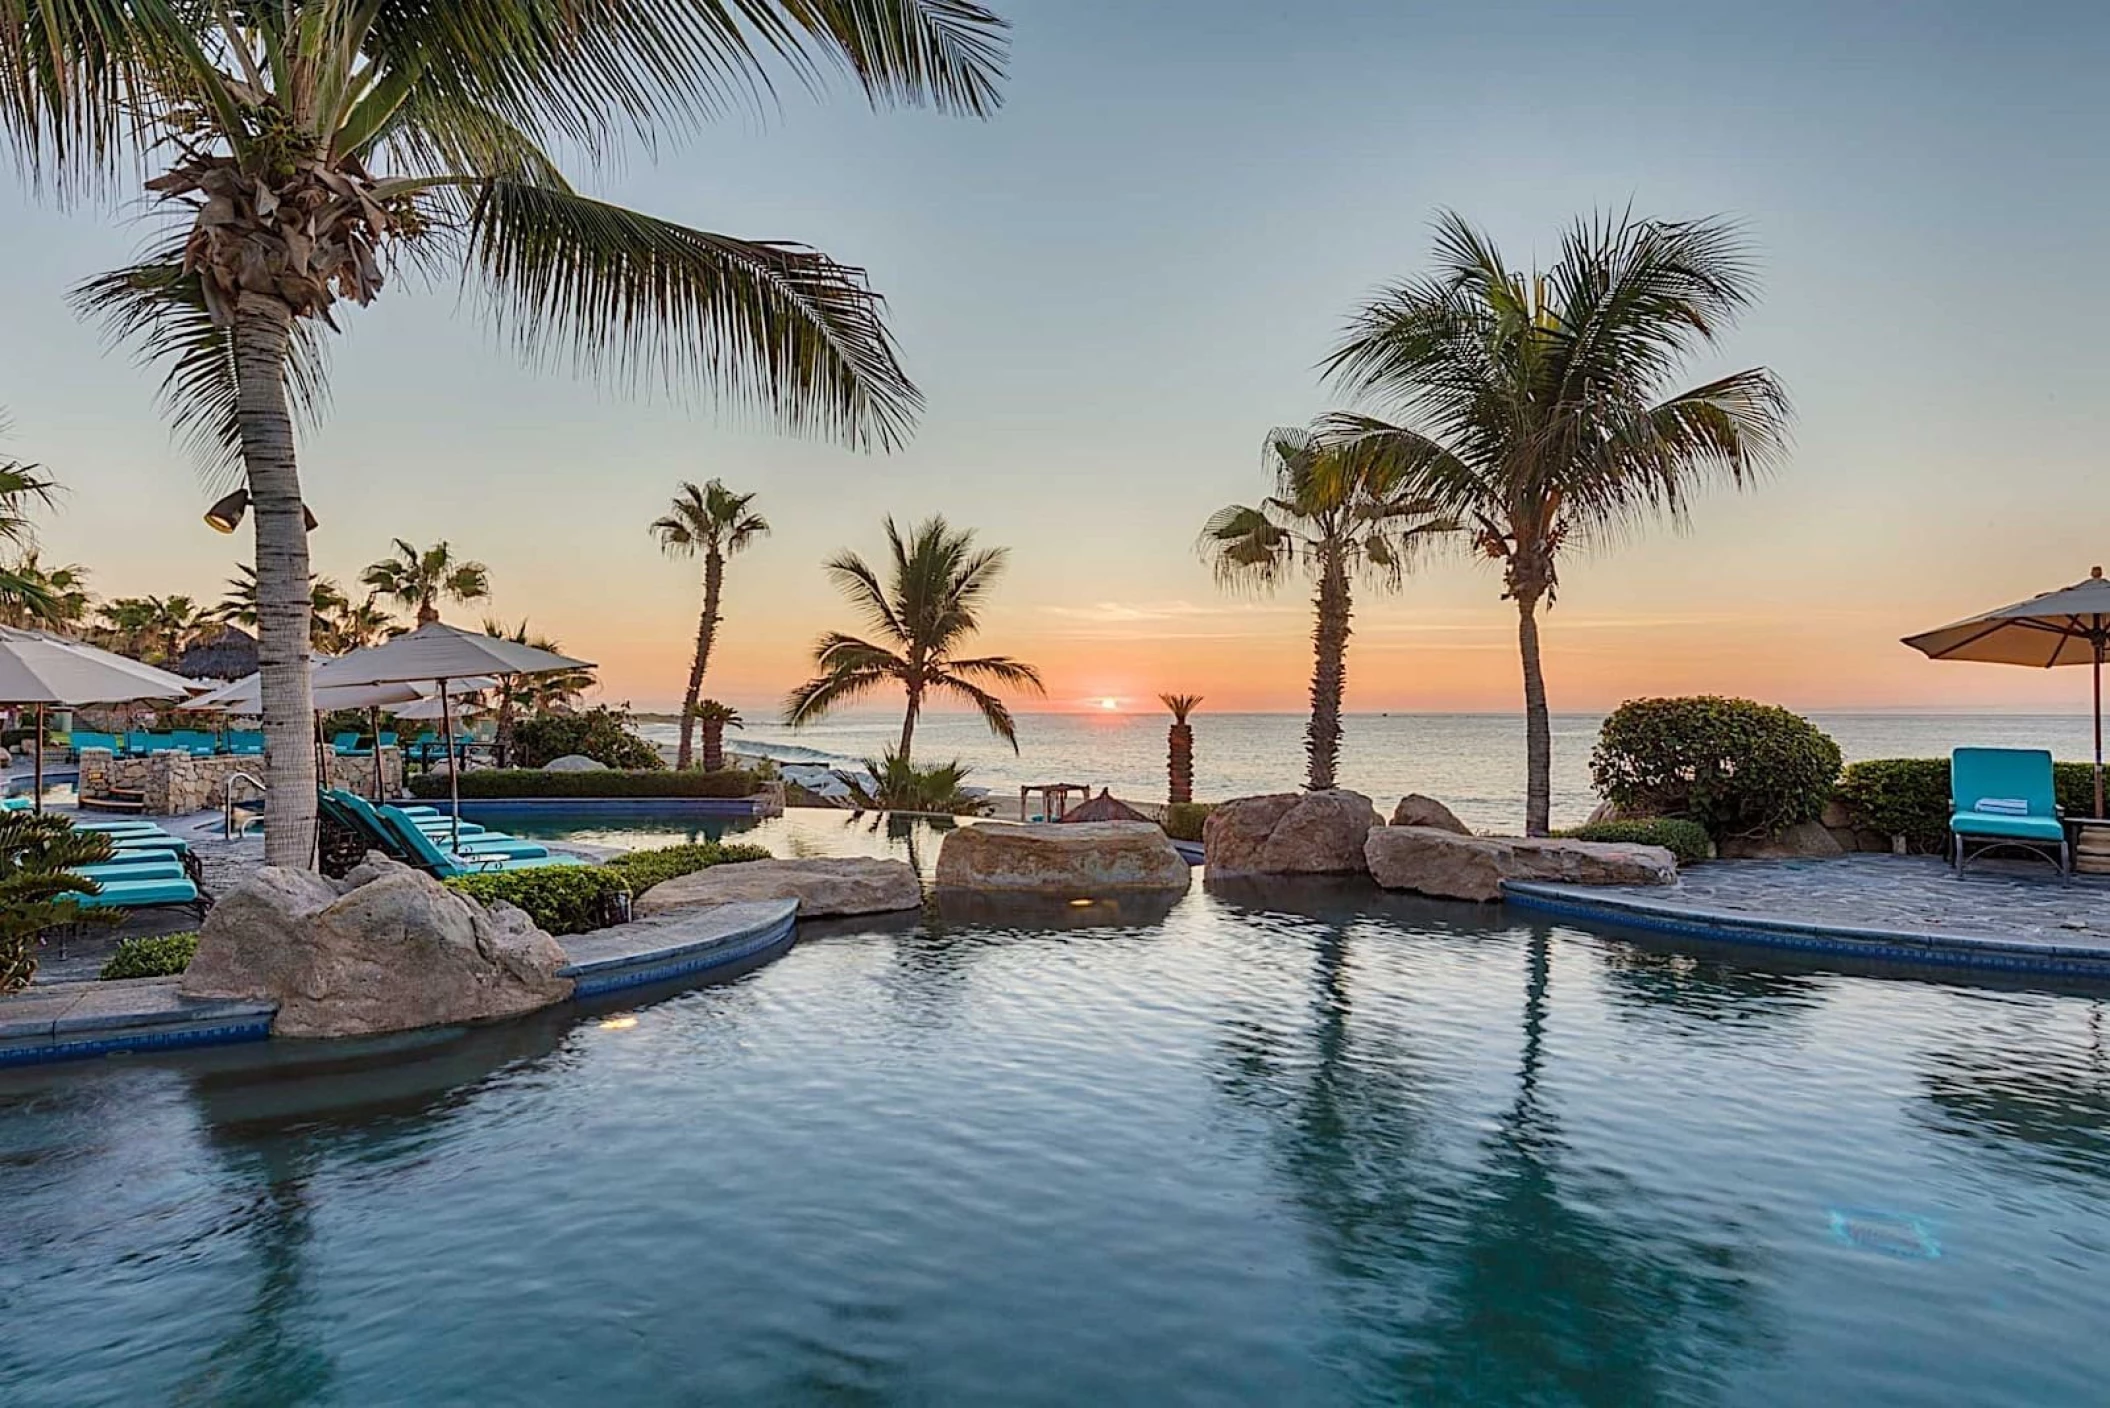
left=340, top=795, right=545, bottom=858
left=1950, top=747, right=2070, bottom=878
left=75, top=874, right=205, bottom=916
left=331, top=731, right=363, bottom=756
left=70, top=730, right=119, bottom=758
left=372, top=804, right=577, bottom=877
left=227, top=730, right=265, bottom=755
left=76, top=858, right=187, bottom=884
left=2, top=796, right=29, bottom=812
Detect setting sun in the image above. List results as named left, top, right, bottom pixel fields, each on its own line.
left=1099, top=697, right=1120, bottom=711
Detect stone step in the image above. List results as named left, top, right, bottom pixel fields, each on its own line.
left=78, top=795, right=147, bottom=814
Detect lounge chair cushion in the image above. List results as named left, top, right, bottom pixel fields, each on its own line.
left=76, top=878, right=200, bottom=910
left=1949, top=810, right=2067, bottom=843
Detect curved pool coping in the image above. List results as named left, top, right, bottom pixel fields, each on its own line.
left=1501, top=880, right=2110, bottom=978
left=0, top=899, right=799, bottom=1069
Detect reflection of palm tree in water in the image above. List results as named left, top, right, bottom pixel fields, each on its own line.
left=172, top=1141, right=335, bottom=1406
left=1220, top=922, right=1772, bottom=1405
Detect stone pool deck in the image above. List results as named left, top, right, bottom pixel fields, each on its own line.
left=1505, top=855, right=2110, bottom=977
left=1, top=899, right=798, bottom=1068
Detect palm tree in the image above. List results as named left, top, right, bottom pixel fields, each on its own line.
left=652, top=481, right=769, bottom=768
left=481, top=618, right=594, bottom=765
left=315, top=591, right=395, bottom=654
left=692, top=700, right=742, bottom=773
left=9, top=5, right=1009, bottom=866
left=96, top=595, right=209, bottom=665
left=1161, top=693, right=1202, bottom=805
left=0, top=452, right=60, bottom=624
left=784, top=515, right=1043, bottom=762
left=0, top=552, right=89, bottom=630
left=1201, top=428, right=1453, bottom=792
left=218, top=563, right=354, bottom=634
left=1322, top=211, right=1791, bottom=834
left=362, top=541, right=491, bottom=626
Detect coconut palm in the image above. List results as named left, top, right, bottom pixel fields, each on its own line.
left=653, top=480, right=769, bottom=768
left=784, top=515, right=1043, bottom=762
left=691, top=699, right=742, bottom=772
left=315, top=590, right=394, bottom=654
left=361, top=541, right=490, bottom=626
left=0, top=552, right=89, bottom=630
left=1202, top=428, right=1453, bottom=792
left=1322, top=211, right=1791, bottom=834
left=10, top=4, right=1009, bottom=865
left=0, top=453, right=60, bottom=624
left=217, top=562, right=356, bottom=634
left=1161, top=693, right=1202, bottom=805
left=96, top=594, right=210, bottom=665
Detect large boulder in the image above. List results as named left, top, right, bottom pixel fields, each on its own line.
left=1365, top=826, right=1677, bottom=902
left=1717, top=820, right=1846, bottom=860
left=181, top=854, right=573, bottom=1038
left=1391, top=793, right=1470, bottom=834
left=636, top=857, right=922, bottom=918
left=1204, top=791, right=1383, bottom=876
left=935, top=821, right=1189, bottom=894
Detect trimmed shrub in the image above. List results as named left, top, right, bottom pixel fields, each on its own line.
left=1161, top=802, right=1217, bottom=843
left=408, top=768, right=762, bottom=800
left=1557, top=818, right=1713, bottom=865
left=602, top=841, right=772, bottom=896
left=1591, top=697, right=1842, bottom=840
left=511, top=707, right=664, bottom=771
left=1833, top=757, right=2099, bottom=854
left=99, top=932, right=200, bottom=980
left=444, top=866, right=633, bottom=936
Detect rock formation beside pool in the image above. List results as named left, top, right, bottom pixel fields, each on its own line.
left=935, top=821, right=1190, bottom=894
left=1204, top=791, right=1384, bottom=876
left=1717, top=820, right=1846, bottom=860
left=1390, top=793, right=1471, bottom=834
left=181, top=855, right=573, bottom=1038
left=1365, top=826, right=1678, bottom=902
left=636, top=856, right=923, bottom=918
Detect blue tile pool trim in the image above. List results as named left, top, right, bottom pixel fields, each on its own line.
left=2, top=903, right=801, bottom=1068
left=1501, top=881, right=2110, bottom=978
left=561, top=906, right=798, bottom=998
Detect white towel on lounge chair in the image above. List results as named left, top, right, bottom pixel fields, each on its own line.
left=1973, top=797, right=2030, bottom=815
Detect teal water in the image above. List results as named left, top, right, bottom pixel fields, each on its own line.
left=7, top=845, right=2110, bottom=1402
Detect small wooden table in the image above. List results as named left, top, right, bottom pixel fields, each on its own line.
left=2068, top=817, right=2110, bottom=876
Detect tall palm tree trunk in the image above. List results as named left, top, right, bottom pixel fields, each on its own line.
left=1168, top=723, right=1193, bottom=805
left=1305, top=557, right=1352, bottom=790
left=1516, top=593, right=1552, bottom=837
left=234, top=293, right=319, bottom=867
left=898, top=682, right=921, bottom=764
left=677, top=551, right=724, bottom=769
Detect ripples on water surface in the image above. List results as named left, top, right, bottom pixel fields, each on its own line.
left=7, top=843, right=2110, bottom=1402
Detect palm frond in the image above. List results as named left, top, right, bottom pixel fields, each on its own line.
left=460, top=179, right=918, bottom=450
left=782, top=660, right=893, bottom=726
left=70, top=250, right=332, bottom=492
left=943, top=653, right=1044, bottom=693
left=823, top=547, right=908, bottom=644
left=927, top=670, right=1019, bottom=751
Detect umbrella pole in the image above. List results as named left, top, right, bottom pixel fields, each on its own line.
left=2096, top=639, right=2104, bottom=820
left=32, top=702, right=43, bottom=816
left=369, top=706, right=383, bottom=805
left=440, top=679, right=460, bottom=852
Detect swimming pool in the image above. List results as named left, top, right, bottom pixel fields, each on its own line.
left=6, top=851, right=2110, bottom=1402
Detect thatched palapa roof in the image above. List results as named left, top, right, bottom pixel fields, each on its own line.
left=176, top=625, right=259, bottom=680
left=1061, top=789, right=1150, bottom=824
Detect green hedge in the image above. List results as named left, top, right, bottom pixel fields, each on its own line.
left=1557, top=818, right=1714, bottom=865
left=1161, top=802, right=1216, bottom=843
left=602, top=841, right=771, bottom=896
left=408, top=768, right=762, bottom=800
left=99, top=932, right=199, bottom=980
left=1832, top=758, right=2098, bottom=854
left=445, top=867, right=633, bottom=936
left=1591, top=696, right=1841, bottom=840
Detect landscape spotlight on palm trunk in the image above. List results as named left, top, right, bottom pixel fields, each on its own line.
left=1202, top=428, right=1452, bottom=792
left=1161, top=693, right=1201, bottom=805
left=1321, top=210, right=1791, bottom=835
left=7, top=3, right=1010, bottom=866
left=654, top=481, right=768, bottom=770
left=783, top=515, right=1043, bottom=764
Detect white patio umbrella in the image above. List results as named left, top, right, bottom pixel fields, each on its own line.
left=1903, top=566, right=2110, bottom=817
left=0, top=626, right=196, bottom=812
left=311, top=622, right=594, bottom=847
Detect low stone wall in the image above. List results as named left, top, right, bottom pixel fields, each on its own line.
left=80, top=747, right=402, bottom=815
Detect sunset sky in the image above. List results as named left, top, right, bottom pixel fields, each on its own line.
left=4, top=0, right=2108, bottom=717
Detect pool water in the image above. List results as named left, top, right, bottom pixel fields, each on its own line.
left=7, top=863, right=2110, bottom=1402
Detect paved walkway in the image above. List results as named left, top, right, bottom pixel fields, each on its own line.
left=1505, top=855, right=2110, bottom=976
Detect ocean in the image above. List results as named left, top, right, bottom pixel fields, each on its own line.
left=640, top=712, right=2104, bottom=833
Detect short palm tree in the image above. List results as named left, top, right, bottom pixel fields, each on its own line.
left=784, top=516, right=1043, bottom=761
left=0, top=452, right=60, bottom=624
left=1202, top=428, right=1452, bottom=792
left=481, top=618, right=593, bottom=765
left=1161, top=693, right=1202, bottom=805
left=1322, top=211, right=1791, bottom=834
left=653, top=481, right=768, bottom=768
left=0, top=552, right=89, bottom=630
left=691, top=699, right=742, bottom=773
left=6, top=3, right=1008, bottom=865
left=97, top=594, right=210, bottom=665
left=0, top=814, right=116, bottom=994
left=316, top=591, right=395, bottom=653
left=362, top=541, right=491, bottom=626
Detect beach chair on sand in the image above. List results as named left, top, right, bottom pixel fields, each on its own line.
left=1950, top=747, right=2070, bottom=878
